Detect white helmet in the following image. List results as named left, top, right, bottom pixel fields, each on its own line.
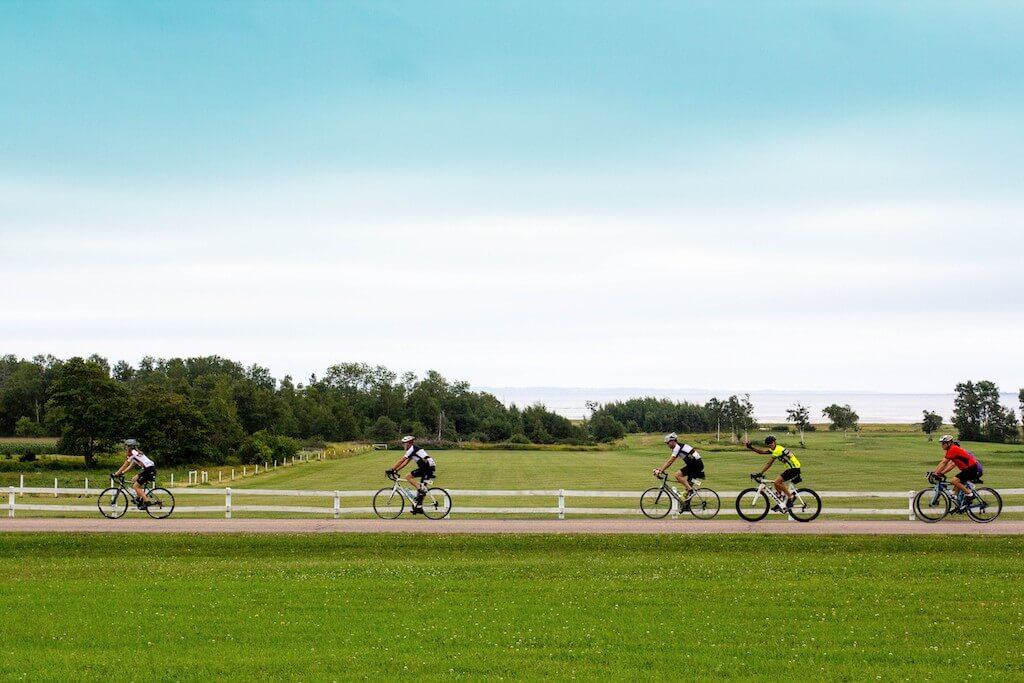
left=400, top=435, right=415, bottom=444
left=664, top=432, right=677, bottom=443
left=939, top=434, right=954, bottom=443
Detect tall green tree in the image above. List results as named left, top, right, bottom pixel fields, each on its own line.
left=46, top=357, right=130, bottom=467
left=786, top=403, right=811, bottom=446
left=822, top=404, right=859, bottom=434
left=953, top=380, right=1019, bottom=443
left=132, top=385, right=215, bottom=466
left=921, top=411, right=943, bottom=440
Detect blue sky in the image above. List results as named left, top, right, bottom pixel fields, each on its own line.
left=3, top=1, right=1023, bottom=393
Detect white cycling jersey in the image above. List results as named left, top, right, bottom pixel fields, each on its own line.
left=405, top=445, right=435, bottom=467
left=671, top=443, right=701, bottom=462
left=128, top=448, right=155, bottom=468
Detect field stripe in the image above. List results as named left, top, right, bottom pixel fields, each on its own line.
left=2, top=518, right=1023, bottom=534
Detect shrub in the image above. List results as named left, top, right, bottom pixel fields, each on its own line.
left=508, top=433, right=530, bottom=444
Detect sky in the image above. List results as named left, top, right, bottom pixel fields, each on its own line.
left=2, top=1, right=1023, bottom=393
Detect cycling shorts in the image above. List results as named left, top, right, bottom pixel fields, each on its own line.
left=780, top=467, right=801, bottom=482
left=412, top=463, right=436, bottom=480
left=680, top=461, right=705, bottom=480
left=136, top=466, right=157, bottom=486
left=955, top=464, right=982, bottom=483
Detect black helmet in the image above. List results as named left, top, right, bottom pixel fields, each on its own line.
left=764, top=435, right=776, bottom=445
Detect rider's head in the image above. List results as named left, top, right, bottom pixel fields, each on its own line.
left=939, top=434, right=955, bottom=450
left=400, top=435, right=415, bottom=445
left=663, top=432, right=677, bottom=445
left=124, top=438, right=138, bottom=449
left=764, top=435, right=777, bottom=446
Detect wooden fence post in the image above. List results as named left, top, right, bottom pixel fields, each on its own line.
left=334, top=491, right=341, bottom=519
left=558, top=489, right=565, bottom=520
left=225, top=488, right=232, bottom=519
left=8, top=486, right=14, bottom=518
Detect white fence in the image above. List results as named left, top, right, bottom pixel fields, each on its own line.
left=6, top=485, right=1024, bottom=520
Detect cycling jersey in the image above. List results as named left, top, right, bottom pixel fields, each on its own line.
left=405, top=445, right=435, bottom=467
left=128, top=448, right=155, bottom=468
left=944, top=445, right=978, bottom=471
left=771, top=445, right=800, bottom=469
left=671, top=443, right=701, bottom=463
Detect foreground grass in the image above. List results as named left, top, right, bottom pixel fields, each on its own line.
left=1, top=534, right=1022, bottom=681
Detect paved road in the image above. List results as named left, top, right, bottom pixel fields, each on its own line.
left=2, top=518, right=1021, bottom=534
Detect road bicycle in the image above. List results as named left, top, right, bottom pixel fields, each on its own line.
left=640, top=472, right=720, bottom=520
left=735, top=473, right=821, bottom=522
left=373, top=471, right=452, bottom=520
left=914, top=472, right=1001, bottom=523
left=97, top=475, right=175, bottom=519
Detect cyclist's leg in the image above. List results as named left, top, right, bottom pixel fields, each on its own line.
left=772, top=474, right=788, bottom=503
left=674, top=469, right=693, bottom=495
left=130, top=473, right=146, bottom=503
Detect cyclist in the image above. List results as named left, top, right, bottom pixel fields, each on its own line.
left=933, top=435, right=982, bottom=510
left=653, top=432, right=705, bottom=510
left=386, top=435, right=436, bottom=514
left=112, top=438, right=156, bottom=509
left=744, top=435, right=801, bottom=511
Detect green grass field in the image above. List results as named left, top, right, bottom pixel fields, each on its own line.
left=5, top=431, right=1023, bottom=518
left=1, top=534, right=1022, bottom=680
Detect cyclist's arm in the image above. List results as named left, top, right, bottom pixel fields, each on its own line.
left=113, top=457, right=133, bottom=477
left=655, top=455, right=677, bottom=474
left=745, top=441, right=771, bottom=455
left=390, top=456, right=410, bottom=472
left=758, top=457, right=775, bottom=475
left=934, top=460, right=955, bottom=477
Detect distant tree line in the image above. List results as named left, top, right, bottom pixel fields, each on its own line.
left=0, top=354, right=600, bottom=467
left=951, top=380, right=1020, bottom=443
left=591, top=394, right=757, bottom=441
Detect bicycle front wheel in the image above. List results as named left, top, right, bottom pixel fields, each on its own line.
left=966, top=487, right=1002, bottom=523
left=145, top=488, right=175, bottom=519
left=688, top=488, right=721, bottom=520
left=98, top=488, right=129, bottom=519
left=913, top=488, right=949, bottom=523
left=640, top=487, right=673, bottom=519
left=421, top=487, right=452, bottom=520
left=788, top=488, right=821, bottom=522
left=373, top=488, right=404, bottom=519
left=735, top=489, right=769, bottom=522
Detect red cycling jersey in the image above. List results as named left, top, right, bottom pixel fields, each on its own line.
left=944, top=444, right=978, bottom=470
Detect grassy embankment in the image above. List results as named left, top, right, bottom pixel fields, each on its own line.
left=0, top=534, right=1022, bottom=680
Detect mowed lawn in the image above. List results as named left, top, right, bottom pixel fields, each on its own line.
left=1, top=534, right=1022, bottom=681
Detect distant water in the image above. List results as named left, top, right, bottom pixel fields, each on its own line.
left=474, top=387, right=1021, bottom=424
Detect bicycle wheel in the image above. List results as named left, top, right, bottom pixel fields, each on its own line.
left=788, top=488, right=821, bottom=522
left=966, top=487, right=1002, bottom=523
left=640, top=487, right=673, bottom=519
left=421, top=487, right=452, bottom=520
left=688, top=488, right=721, bottom=520
left=97, top=488, right=129, bottom=519
left=735, top=488, right=769, bottom=522
left=144, top=488, right=175, bottom=519
left=373, top=488, right=404, bottom=519
left=913, top=488, right=950, bottom=523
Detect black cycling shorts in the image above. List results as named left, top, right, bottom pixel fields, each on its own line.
left=411, top=463, right=436, bottom=480
left=136, top=466, right=157, bottom=486
left=780, top=467, right=801, bottom=482
left=955, top=464, right=982, bottom=483
left=680, top=462, right=705, bottom=480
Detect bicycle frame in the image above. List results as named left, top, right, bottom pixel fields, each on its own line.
left=750, top=476, right=806, bottom=509
left=928, top=478, right=978, bottom=509
left=385, top=472, right=437, bottom=505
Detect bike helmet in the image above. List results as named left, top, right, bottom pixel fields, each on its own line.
left=764, top=435, right=777, bottom=445
left=663, top=432, right=677, bottom=443
left=938, top=435, right=954, bottom=443
left=400, top=435, right=415, bottom=444
left=124, top=438, right=138, bottom=447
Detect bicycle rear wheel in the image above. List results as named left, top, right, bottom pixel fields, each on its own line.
left=640, top=487, right=673, bottom=519
left=788, top=488, right=821, bottom=522
left=98, top=488, right=129, bottom=519
left=373, top=488, right=404, bottom=519
left=688, top=488, right=720, bottom=520
left=735, top=489, right=769, bottom=522
left=421, top=487, right=452, bottom=520
left=966, top=487, right=1002, bottom=523
left=913, top=488, right=949, bottom=523
left=145, top=488, right=175, bottom=519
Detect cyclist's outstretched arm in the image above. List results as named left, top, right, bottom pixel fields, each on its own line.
left=654, top=455, right=677, bottom=475
left=389, top=456, right=410, bottom=472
